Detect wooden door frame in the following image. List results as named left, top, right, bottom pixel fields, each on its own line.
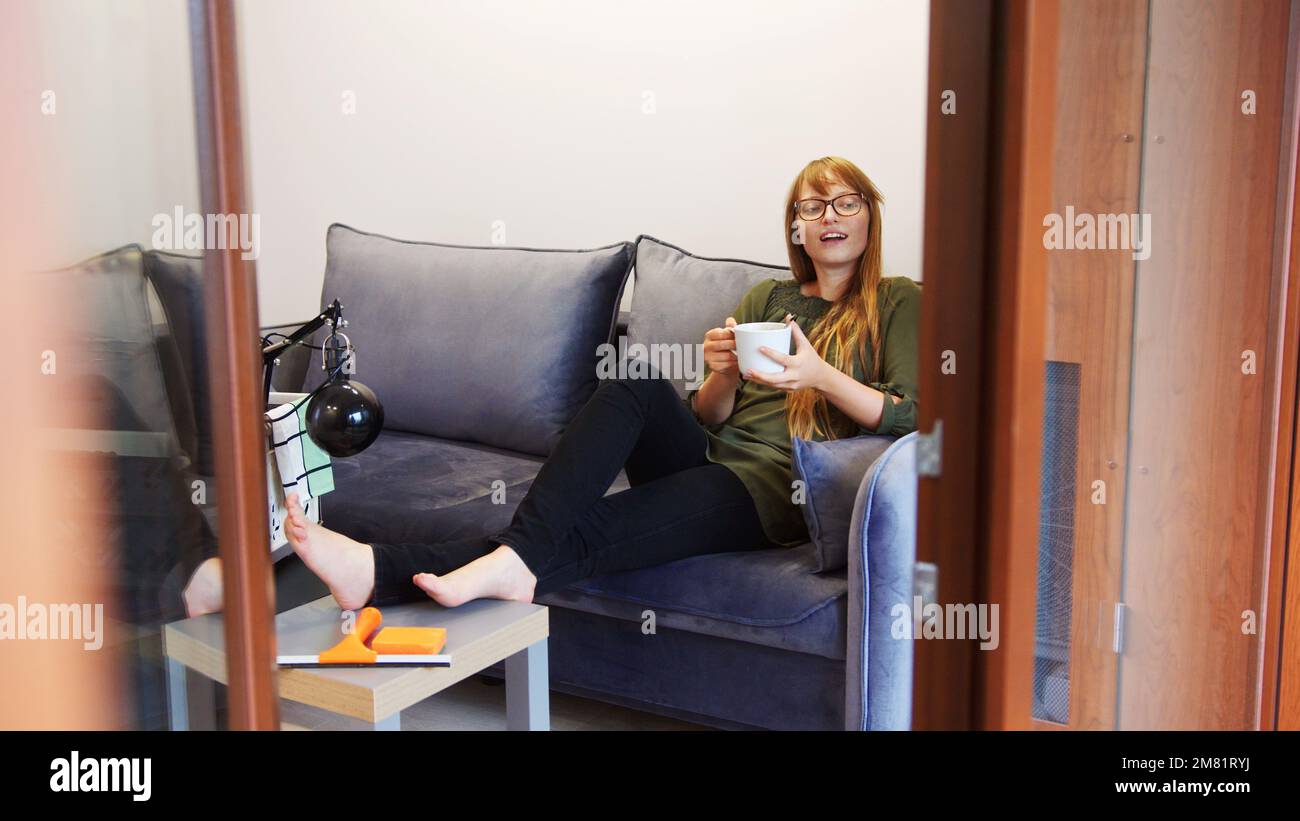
left=1268, top=0, right=1300, bottom=732
left=188, top=0, right=279, bottom=730
left=919, top=0, right=1300, bottom=731
left=178, top=0, right=1300, bottom=733
left=914, top=0, right=1058, bottom=730
left=180, top=0, right=1067, bottom=735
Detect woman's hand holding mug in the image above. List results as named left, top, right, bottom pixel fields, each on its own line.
left=745, top=314, right=832, bottom=392
left=703, top=317, right=740, bottom=378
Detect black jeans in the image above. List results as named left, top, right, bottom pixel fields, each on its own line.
left=368, top=372, right=779, bottom=604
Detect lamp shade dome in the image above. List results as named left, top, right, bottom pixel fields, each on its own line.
left=305, top=378, right=384, bottom=457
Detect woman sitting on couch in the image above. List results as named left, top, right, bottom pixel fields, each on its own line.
left=273, top=155, right=921, bottom=612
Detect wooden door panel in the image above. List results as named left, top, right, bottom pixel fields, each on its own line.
left=1119, top=0, right=1290, bottom=730
left=1043, top=0, right=1148, bottom=730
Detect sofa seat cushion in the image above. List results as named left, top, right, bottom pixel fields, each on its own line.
left=326, top=429, right=636, bottom=547
left=326, top=431, right=847, bottom=661
left=537, top=544, right=847, bottom=661
left=325, top=430, right=548, bottom=545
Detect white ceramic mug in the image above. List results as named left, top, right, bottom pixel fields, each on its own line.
left=732, top=321, right=792, bottom=375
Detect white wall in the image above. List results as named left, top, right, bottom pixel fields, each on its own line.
left=13, top=0, right=198, bottom=270
left=238, top=0, right=929, bottom=325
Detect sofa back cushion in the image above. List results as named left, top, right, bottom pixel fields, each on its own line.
left=310, top=224, right=633, bottom=456
left=626, top=236, right=789, bottom=398
left=47, top=246, right=194, bottom=458
left=142, top=249, right=213, bottom=475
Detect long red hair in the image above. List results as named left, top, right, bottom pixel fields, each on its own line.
left=782, top=156, right=885, bottom=441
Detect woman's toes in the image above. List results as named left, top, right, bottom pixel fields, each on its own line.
left=412, top=572, right=442, bottom=594
left=414, top=573, right=468, bottom=607
left=413, top=574, right=439, bottom=600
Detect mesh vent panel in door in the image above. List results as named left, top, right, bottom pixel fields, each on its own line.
left=1032, top=360, right=1080, bottom=724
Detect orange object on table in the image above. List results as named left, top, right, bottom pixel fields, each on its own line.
left=280, top=606, right=450, bottom=667
left=372, top=626, right=447, bottom=655
left=317, top=606, right=383, bottom=664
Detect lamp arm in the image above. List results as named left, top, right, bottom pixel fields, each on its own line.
left=261, top=299, right=342, bottom=403
left=262, top=299, right=342, bottom=365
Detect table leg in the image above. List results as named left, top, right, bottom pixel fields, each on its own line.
left=166, top=657, right=189, bottom=732
left=373, top=712, right=401, bottom=731
left=505, top=638, right=549, bottom=730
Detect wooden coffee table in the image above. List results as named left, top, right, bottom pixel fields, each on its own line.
left=163, top=595, right=549, bottom=730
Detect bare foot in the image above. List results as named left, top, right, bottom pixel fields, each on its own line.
left=285, top=492, right=375, bottom=610
left=412, top=545, right=536, bottom=608
left=183, top=557, right=224, bottom=617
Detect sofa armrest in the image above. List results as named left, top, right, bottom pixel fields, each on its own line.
left=845, top=431, right=919, bottom=730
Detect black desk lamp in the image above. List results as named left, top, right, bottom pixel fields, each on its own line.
left=262, top=299, right=384, bottom=457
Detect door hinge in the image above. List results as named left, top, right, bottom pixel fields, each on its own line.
left=916, top=419, right=943, bottom=477
left=1113, top=602, right=1127, bottom=654
left=913, top=562, right=939, bottom=607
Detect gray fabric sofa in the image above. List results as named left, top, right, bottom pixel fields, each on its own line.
left=285, top=226, right=920, bottom=730
left=130, top=228, right=919, bottom=730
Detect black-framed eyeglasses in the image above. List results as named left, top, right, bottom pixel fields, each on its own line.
left=793, top=192, right=867, bottom=221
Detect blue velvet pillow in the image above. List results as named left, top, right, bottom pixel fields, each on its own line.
left=791, top=434, right=898, bottom=572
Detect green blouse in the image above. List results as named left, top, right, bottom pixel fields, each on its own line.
left=685, top=276, right=922, bottom=547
